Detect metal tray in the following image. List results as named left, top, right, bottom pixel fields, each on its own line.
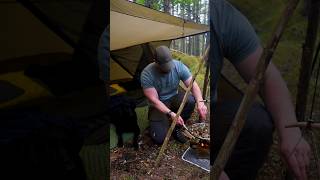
left=182, top=147, right=210, bottom=172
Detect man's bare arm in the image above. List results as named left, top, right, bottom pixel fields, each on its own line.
left=235, top=46, right=310, bottom=180
left=184, top=77, right=204, bottom=103
left=184, top=77, right=208, bottom=120
left=142, top=87, right=184, bottom=125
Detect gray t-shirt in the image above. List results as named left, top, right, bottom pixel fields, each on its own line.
left=210, top=0, right=260, bottom=104
left=140, top=60, right=191, bottom=101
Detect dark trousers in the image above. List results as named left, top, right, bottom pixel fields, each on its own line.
left=148, top=91, right=196, bottom=144
left=211, top=101, right=274, bottom=180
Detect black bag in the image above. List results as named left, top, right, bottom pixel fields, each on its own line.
left=0, top=109, right=86, bottom=180
left=109, top=95, right=140, bottom=149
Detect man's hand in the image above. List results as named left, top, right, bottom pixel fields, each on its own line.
left=280, top=129, right=311, bottom=180
left=183, top=77, right=208, bottom=121
left=235, top=48, right=311, bottom=179
left=197, top=101, right=208, bottom=121
left=219, top=171, right=230, bottom=180
left=169, top=112, right=185, bottom=126
left=143, top=87, right=184, bottom=125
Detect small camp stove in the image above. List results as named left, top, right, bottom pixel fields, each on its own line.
left=182, top=137, right=210, bottom=172
left=181, top=123, right=210, bottom=159
left=189, top=138, right=210, bottom=159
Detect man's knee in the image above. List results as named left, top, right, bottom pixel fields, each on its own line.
left=149, top=122, right=167, bottom=145
left=151, top=132, right=165, bottom=145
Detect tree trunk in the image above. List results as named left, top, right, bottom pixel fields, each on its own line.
left=171, top=1, right=175, bottom=50
left=194, top=0, right=200, bottom=56
left=171, top=0, right=175, bottom=15
left=295, top=0, right=320, bottom=122
left=145, top=0, right=159, bottom=9
left=180, top=3, right=186, bottom=53
left=301, top=0, right=311, bottom=16
left=163, top=0, right=170, bottom=14
left=205, top=0, right=210, bottom=49
left=187, top=3, right=192, bottom=54
left=145, top=0, right=152, bottom=8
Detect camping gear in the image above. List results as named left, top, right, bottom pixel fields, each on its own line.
left=182, top=123, right=210, bottom=158
left=182, top=122, right=210, bottom=141
left=109, top=94, right=140, bottom=149
left=110, top=0, right=209, bottom=84
left=155, top=46, right=209, bottom=166
left=190, top=139, right=210, bottom=157
left=182, top=147, right=210, bottom=172
left=110, top=0, right=210, bottom=149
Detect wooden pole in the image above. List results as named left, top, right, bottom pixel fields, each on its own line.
left=154, top=46, right=210, bottom=167
left=287, top=1, right=320, bottom=179
left=295, top=0, right=320, bottom=122
left=211, top=0, right=300, bottom=179
left=202, top=62, right=210, bottom=100
left=285, top=122, right=320, bottom=129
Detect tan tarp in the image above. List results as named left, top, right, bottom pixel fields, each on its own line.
left=110, top=58, right=133, bottom=81
left=110, top=0, right=209, bottom=82
left=110, top=0, right=209, bottom=51
left=0, top=1, right=72, bottom=61
left=110, top=41, right=172, bottom=82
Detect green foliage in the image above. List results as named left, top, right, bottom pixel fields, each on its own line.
left=135, top=0, right=160, bottom=10
left=172, top=51, right=206, bottom=89
left=136, top=0, right=145, bottom=5
left=228, top=0, right=308, bottom=43
left=224, top=0, right=320, bottom=106
left=152, top=3, right=161, bottom=10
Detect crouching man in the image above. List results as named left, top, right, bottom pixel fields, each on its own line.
left=140, top=45, right=208, bottom=144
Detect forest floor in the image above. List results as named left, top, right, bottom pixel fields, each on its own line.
left=110, top=50, right=320, bottom=179
left=110, top=61, right=320, bottom=179
left=110, top=117, right=320, bottom=180
left=110, top=112, right=210, bottom=180
left=110, top=97, right=320, bottom=180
